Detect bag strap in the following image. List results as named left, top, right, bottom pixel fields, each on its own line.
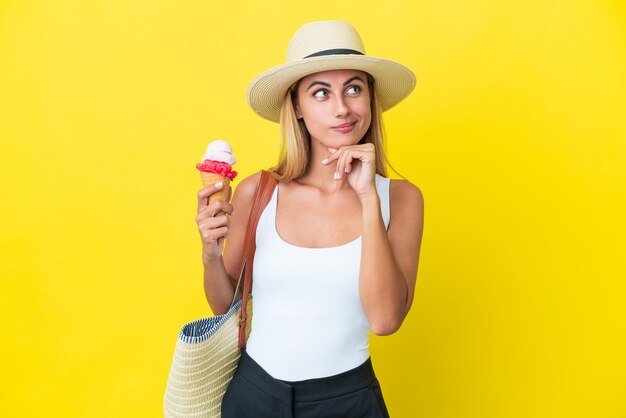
left=236, top=170, right=277, bottom=349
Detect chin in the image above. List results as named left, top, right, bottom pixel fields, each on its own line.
left=332, top=132, right=365, bottom=147
left=327, top=139, right=358, bottom=150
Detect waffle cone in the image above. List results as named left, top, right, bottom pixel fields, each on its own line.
left=200, top=172, right=231, bottom=216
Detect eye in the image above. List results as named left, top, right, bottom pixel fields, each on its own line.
left=313, top=89, right=328, bottom=98
left=346, top=85, right=361, bottom=95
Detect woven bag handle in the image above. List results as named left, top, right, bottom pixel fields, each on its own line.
left=235, top=170, right=276, bottom=349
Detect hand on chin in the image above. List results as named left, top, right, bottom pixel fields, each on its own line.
left=323, top=144, right=377, bottom=197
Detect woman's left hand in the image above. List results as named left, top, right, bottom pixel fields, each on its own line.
left=323, top=143, right=377, bottom=198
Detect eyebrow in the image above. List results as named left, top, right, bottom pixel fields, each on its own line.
left=305, top=76, right=366, bottom=92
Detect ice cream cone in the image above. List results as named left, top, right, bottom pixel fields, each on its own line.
left=200, top=172, right=230, bottom=216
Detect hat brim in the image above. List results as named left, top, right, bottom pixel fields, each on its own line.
left=247, top=55, right=416, bottom=123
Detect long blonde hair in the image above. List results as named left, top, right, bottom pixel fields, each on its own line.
left=269, top=73, right=396, bottom=182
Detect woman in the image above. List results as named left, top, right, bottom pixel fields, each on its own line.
left=196, top=21, right=424, bottom=417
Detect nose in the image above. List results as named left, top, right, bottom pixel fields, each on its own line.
left=333, top=95, right=351, bottom=118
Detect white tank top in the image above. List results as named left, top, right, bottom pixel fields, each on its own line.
left=245, top=174, right=391, bottom=381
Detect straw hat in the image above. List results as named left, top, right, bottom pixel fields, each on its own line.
left=246, top=20, right=417, bottom=123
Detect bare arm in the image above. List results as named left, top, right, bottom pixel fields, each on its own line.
left=323, top=144, right=425, bottom=336
left=359, top=180, right=424, bottom=335
left=195, top=172, right=260, bottom=314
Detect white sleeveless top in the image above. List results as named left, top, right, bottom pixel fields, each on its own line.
left=245, top=174, right=391, bottom=381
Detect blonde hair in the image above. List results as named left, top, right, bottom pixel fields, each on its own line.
left=269, top=73, right=398, bottom=182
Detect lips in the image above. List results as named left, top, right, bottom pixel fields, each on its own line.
left=332, top=121, right=356, bottom=133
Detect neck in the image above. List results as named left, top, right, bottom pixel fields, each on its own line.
left=296, top=140, right=350, bottom=193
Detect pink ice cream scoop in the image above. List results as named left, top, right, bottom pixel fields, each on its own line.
left=196, top=140, right=238, bottom=180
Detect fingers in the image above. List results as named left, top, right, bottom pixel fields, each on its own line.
left=322, top=144, right=375, bottom=180
left=198, top=200, right=234, bottom=218
left=323, top=147, right=351, bottom=180
left=342, top=154, right=354, bottom=174
left=196, top=197, right=232, bottom=240
left=197, top=181, right=224, bottom=211
left=196, top=207, right=231, bottom=241
left=195, top=182, right=234, bottom=256
left=196, top=214, right=230, bottom=232
left=321, top=147, right=340, bottom=165
left=197, top=182, right=230, bottom=212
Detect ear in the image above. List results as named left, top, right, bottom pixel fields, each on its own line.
left=293, top=99, right=303, bottom=119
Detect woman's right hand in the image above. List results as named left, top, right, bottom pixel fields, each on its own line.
left=196, top=182, right=234, bottom=261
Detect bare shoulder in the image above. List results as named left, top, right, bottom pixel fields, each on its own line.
left=388, top=178, right=424, bottom=241
left=387, top=179, right=424, bottom=272
left=232, top=171, right=262, bottom=206
left=390, top=179, right=424, bottom=212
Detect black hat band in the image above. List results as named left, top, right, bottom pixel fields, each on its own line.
left=304, top=49, right=365, bottom=59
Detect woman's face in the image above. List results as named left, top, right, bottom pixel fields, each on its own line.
left=294, top=69, right=372, bottom=150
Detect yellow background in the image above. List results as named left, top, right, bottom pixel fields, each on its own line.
left=1, top=0, right=625, bottom=417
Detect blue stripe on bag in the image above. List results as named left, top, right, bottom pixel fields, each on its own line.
left=179, top=299, right=243, bottom=344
